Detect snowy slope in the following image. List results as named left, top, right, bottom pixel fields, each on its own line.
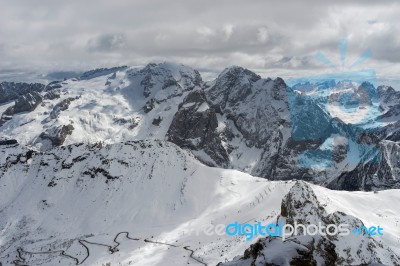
left=313, top=185, right=400, bottom=257
left=0, top=62, right=201, bottom=148
left=1, top=140, right=400, bottom=265
left=220, top=181, right=400, bottom=266
left=0, top=140, right=400, bottom=265
left=0, top=140, right=294, bottom=266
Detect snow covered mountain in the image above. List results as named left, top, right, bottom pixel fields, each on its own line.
left=0, top=63, right=202, bottom=149
left=1, top=140, right=400, bottom=265
left=2, top=62, right=400, bottom=191
left=0, top=140, right=399, bottom=265
left=1, top=62, right=400, bottom=265
left=0, top=139, right=296, bottom=265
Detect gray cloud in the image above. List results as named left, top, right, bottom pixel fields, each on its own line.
left=0, top=0, right=399, bottom=85
left=87, top=34, right=126, bottom=52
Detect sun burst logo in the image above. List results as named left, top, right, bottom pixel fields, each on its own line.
left=316, top=39, right=373, bottom=70
left=286, top=39, right=382, bottom=172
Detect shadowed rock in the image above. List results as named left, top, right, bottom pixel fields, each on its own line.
left=167, top=90, right=229, bottom=167
left=14, top=91, right=43, bottom=114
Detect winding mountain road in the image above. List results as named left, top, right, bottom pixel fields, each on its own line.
left=10, top=231, right=208, bottom=265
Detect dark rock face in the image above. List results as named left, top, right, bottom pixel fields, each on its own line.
left=44, top=81, right=62, bottom=91
left=141, top=73, right=155, bottom=98
left=143, top=98, right=155, bottom=113
left=113, top=117, right=138, bottom=130
left=0, top=144, right=36, bottom=182
left=271, top=77, right=288, bottom=101
left=219, top=181, right=400, bottom=266
left=375, top=85, right=400, bottom=124
left=36, top=124, right=74, bottom=148
left=152, top=116, right=162, bottom=126
left=105, top=72, right=117, bottom=85
left=109, top=72, right=117, bottom=80
left=205, top=66, right=291, bottom=148
left=167, top=90, right=229, bottom=167
left=161, top=76, right=179, bottom=90
left=0, top=106, right=15, bottom=126
left=0, top=82, right=45, bottom=104
left=43, top=89, right=61, bottom=100
left=14, top=91, right=43, bottom=114
left=259, top=97, right=358, bottom=183
left=206, top=66, right=261, bottom=110
left=328, top=141, right=400, bottom=191
left=0, top=138, right=18, bottom=145
left=199, top=67, right=400, bottom=191
left=79, top=66, right=127, bottom=80
left=378, top=85, right=400, bottom=108
left=49, top=97, right=77, bottom=120
left=204, top=66, right=327, bottom=180
left=0, top=91, right=43, bottom=126
left=288, top=95, right=334, bottom=142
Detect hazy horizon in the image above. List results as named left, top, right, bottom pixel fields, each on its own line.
left=1, top=0, right=399, bottom=87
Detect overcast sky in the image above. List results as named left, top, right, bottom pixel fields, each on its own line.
left=0, top=0, right=399, bottom=86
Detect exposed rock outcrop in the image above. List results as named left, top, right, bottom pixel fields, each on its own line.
left=219, top=181, right=400, bottom=266
left=0, top=138, right=18, bottom=145
left=35, top=124, right=74, bottom=150
left=0, top=82, right=44, bottom=104
left=143, top=98, right=155, bottom=113
left=0, top=91, right=43, bottom=126
left=43, top=89, right=61, bottom=100
left=167, top=90, right=229, bottom=167
left=0, top=106, right=15, bottom=126
left=48, top=97, right=78, bottom=120
left=152, top=116, right=162, bottom=126
left=13, top=91, right=43, bottom=114
left=79, top=66, right=128, bottom=80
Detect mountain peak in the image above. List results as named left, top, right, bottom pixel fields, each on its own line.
left=79, top=66, right=128, bottom=80
left=218, top=65, right=261, bottom=82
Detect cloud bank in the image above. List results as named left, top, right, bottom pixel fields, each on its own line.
left=0, top=0, right=399, bottom=85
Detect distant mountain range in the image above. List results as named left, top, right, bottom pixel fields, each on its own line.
left=1, top=62, right=400, bottom=191
left=1, top=62, right=400, bottom=265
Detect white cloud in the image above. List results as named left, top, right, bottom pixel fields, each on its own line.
left=257, top=27, right=268, bottom=43
left=0, top=0, right=399, bottom=86
left=222, top=24, right=234, bottom=41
